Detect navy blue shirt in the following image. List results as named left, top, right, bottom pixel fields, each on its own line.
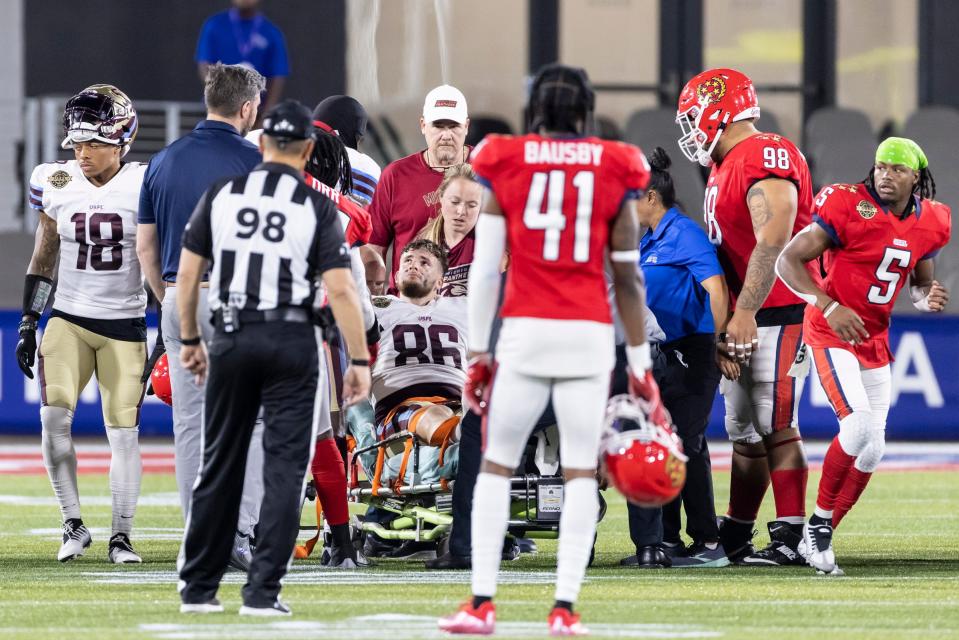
left=138, top=120, right=261, bottom=282
left=640, top=207, right=723, bottom=343
left=195, top=9, right=290, bottom=78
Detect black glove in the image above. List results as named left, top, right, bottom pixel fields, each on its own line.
left=141, top=306, right=165, bottom=393
left=16, top=318, right=38, bottom=380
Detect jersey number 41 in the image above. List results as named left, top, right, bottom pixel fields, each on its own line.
left=523, top=170, right=595, bottom=263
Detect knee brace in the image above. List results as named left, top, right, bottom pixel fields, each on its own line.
left=855, top=430, right=886, bottom=472
left=837, top=410, right=873, bottom=458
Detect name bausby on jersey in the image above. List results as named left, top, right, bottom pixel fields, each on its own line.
left=28, top=160, right=147, bottom=319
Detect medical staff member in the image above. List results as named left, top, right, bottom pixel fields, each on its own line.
left=621, top=147, right=736, bottom=569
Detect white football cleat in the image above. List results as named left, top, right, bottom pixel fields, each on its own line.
left=108, top=533, right=142, bottom=564
left=799, top=519, right=836, bottom=573
left=180, top=600, right=224, bottom=614
left=57, top=519, right=92, bottom=562
left=239, top=600, right=292, bottom=617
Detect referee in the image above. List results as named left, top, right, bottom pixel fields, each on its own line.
left=176, top=101, right=371, bottom=616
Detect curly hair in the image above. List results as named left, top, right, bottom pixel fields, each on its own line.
left=401, top=238, right=449, bottom=275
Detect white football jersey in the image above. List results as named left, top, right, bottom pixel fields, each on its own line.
left=371, top=295, right=467, bottom=407
left=28, top=161, right=147, bottom=319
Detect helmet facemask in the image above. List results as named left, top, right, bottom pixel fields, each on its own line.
left=61, top=87, right=138, bottom=157
left=676, top=100, right=730, bottom=168
left=602, top=395, right=686, bottom=462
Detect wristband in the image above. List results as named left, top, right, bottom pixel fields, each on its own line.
left=610, top=249, right=640, bottom=263
left=18, top=318, right=37, bottom=334
left=350, top=358, right=370, bottom=367
left=625, top=342, right=653, bottom=375
left=181, top=336, right=201, bottom=346
left=822, top=301, right=840, bottom=318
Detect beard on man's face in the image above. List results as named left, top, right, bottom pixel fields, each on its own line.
left=398, top=276, right=436, bottom=299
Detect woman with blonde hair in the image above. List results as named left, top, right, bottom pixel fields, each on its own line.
left=418, top=164, right=482, bottom=296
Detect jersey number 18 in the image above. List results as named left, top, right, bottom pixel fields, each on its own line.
left=70, top=212, right=123, bottom=271
left=523, top=170, right=595, bottom=262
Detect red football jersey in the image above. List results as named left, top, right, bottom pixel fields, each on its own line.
left=305, top=174, right=372, bottom=247
left=471, top=134, right=650, bottom=323
left=705, top=132, right=814, bottom=310
left=439, top=230, right=474, bottom=298
left=804, top=183, right=951, bottom=366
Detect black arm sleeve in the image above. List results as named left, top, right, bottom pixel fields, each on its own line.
left=181, top=180, right=225, bottom=260
left=310, top=195, right=352, bottom=274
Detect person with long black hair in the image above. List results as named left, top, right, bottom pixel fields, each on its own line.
left=618, top=147, right=736, bottom=569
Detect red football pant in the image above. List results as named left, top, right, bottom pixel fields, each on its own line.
left=311, top=436, right=349, bottom=526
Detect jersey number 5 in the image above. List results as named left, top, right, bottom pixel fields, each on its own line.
left=868, top=247, right=911, bottom=304
left=70, top=212, right=123, bottom=271
left=523, top=170, right=594, bottom=262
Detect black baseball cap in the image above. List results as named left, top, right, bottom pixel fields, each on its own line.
left=262, top=100, right=315, bottom=141
left=311, top=95, right=368, bottom=149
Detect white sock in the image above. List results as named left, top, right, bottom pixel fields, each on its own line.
left=814, top=506, right=834, bottom=520
left=106, top=426, right=142, bottom=536
left=554, top=477, right=599, bottom=604
left=470, top=472, right=511, bottom=599
left=40, top=406, right=80, bottom=521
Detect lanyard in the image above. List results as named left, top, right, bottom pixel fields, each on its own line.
left=228, top=8, right=264, bottom=61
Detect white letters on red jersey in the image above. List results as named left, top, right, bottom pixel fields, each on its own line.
left=28, top=160, right=147, bottom=319
left=371, top=295, right=467, bottom=411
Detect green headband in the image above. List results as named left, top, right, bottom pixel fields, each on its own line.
left=875, top=137, right=928, bottom=171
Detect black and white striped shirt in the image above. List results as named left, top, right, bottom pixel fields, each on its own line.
left=182, top=162, right=351, bottom=312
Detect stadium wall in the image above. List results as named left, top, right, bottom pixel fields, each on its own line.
left=0, top=311, right=954, bottom=440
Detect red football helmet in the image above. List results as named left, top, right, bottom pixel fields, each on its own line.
left=601, top=394, right=687, bottom=507
left=150, top=352, right=173, bottom=407
left=675, top=68, right=760, bottom=167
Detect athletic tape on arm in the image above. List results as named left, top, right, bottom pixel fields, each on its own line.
left=467, top=213, right=506, bottom=353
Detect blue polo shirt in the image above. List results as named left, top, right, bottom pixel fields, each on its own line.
left=640, top=207, right=723, bottom=343
left=195, top=9, right=290, bottom=78
left=138, top=120, right=261, bottom=282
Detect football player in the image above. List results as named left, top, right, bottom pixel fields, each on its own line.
left=300, top=127, right=377, bottom=568
left=370, top=239, right=466, bottom=435
left=674, top=68, right=813, bottom=565
left=776, top=138, right=950, bottom=573
left=17, top=85, right=146, bottom=563
left=439, top=64, right=665, bottom=636
left=367, top=238, right=465, bottom=558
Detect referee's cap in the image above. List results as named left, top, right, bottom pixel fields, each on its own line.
left=262, top=100, right=315, bottom=141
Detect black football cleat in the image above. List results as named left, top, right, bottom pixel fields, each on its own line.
left=740, top=520, right=806, bottom=566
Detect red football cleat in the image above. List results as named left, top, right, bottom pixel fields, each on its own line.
left=438, top=600, right=496, bottom=635
left=548, top=607, right=589, bottom=636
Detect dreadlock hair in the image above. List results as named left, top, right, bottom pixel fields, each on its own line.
left=646, top=147, right=677, bottom=209
left=401, top=238, right=449, bottom=275
left=305, top=128, right=353, bottom=194
left=526, top=63, right=595, bottom=135
left=864, top=165, right=937, bottom=201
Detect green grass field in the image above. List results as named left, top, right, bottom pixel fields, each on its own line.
left=1, top=469, right=957, bottom=640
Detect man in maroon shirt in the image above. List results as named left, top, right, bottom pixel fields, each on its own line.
left=368, top=84, right=471, bottom=287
